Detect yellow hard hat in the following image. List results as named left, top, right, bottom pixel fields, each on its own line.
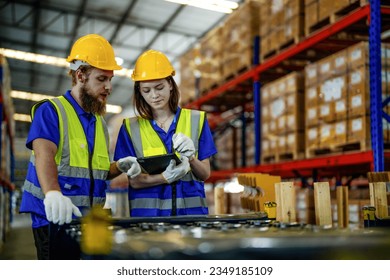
left=66, top=34, right=122, bottom=70
left=131, top=49, right=175, bottom=81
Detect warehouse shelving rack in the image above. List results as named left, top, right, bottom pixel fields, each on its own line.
left=0, top=55, right=16, bottom=251
left=185, top=0, right=390, bottom=184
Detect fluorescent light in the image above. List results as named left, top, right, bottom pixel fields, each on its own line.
left=13, top=113, right=31, bottom=122
left=0, top=48, right=133, bottom=79
left=115, top=56, right=124, bottom=66
left=11, top=90, right=122, bottom=114
left=0, top=48, right=68, bottom=67
left=11, top=90, right=51, bottom=102
left=165, top=0, right=238, bottom=13
left=106, top=104, right=122, bottom=114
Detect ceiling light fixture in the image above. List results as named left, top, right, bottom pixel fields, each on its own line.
left=13, top=113, right=31, bottom=123
left=165, top=0, right=239, bottom=14
left=0, top=48, right=133, bottom=79
left=11, top=90, right=123, bottom=114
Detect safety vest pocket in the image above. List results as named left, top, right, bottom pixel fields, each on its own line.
left=70, top=138, right=89, bottom=168
left=96, top=153, right=110, bottom=170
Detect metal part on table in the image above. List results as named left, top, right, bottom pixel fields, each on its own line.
left=54, top=213, right=390, bottom=260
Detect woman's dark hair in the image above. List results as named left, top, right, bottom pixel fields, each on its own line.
left=133, top=76, right=180, bottom=119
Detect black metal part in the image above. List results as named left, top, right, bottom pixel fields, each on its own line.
left=49, top=212, right=390, bottom=260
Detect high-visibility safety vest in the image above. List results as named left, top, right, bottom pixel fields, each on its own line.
left=20, top=96, right=111, bottom=217
left=124, top=108, right=209, bottom=217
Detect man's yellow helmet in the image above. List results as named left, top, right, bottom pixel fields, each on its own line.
left=67, top=34, right=122, bottom=71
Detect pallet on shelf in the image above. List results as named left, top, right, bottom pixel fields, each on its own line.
left=305, top=0, right=370, bottom=36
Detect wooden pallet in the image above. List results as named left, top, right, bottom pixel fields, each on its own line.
left=261, top=36, right=301, bottom=62
left=278, top=151, right=305, bottom=162
left=261, top=154, right=278, bottom=164
left=223, top=65, right=251, bottom=82
left=305, top=140, right=370, bottom=158
left=305, top=0, right=369, bottom=36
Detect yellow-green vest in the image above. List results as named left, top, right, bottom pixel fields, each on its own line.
left=123, top=108, right=209, bottom=217
left=21, top=96, right=110, bottom=215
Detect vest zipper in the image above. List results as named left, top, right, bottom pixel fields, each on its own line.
left=171, top=182, right=177, bottom=216
left=88, top=151, right=94, bottom=207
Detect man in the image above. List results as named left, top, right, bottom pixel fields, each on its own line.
left=19, top=34, right=141, bottom=260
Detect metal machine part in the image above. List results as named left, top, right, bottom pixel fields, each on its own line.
left=51, top=213, right=390, bottom=260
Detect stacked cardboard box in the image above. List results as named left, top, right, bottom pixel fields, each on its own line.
left=261, top=72, right=305, bottom=162
left=178, top=47, right=199, bottom=105
left=214, top=126, right=241, bottom=170
left=197, top=26, right=223, bottom=94
left=214, top=120, right=256, bottom=170
left=0, top=55, right=14, bottom=254
left=221, top=0, right=261, bottom=80
left=305, top=42, right=390, bottom=157
left=260, top=0, right=305, bottom=61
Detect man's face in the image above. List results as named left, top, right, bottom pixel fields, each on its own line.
left=80, top=68, right=114, bottom=115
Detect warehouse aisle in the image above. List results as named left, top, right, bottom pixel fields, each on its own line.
left=0, top=212, right=36, bottom=260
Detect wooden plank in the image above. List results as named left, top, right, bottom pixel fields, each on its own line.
left=372, top=182, right=388, bottom=218
left=336, top=186, right=349, bottom=228
left=314, top=182, right=333, bottom=227
left=214, top=186, right=226, bottom=214
left=275, top=181, right=296, bottom=223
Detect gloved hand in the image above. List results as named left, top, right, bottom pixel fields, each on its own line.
left=162, top=156, right=190, bottom=184
left=116, top=156, right=142, bottom=178
left=43, top=191, right=82, bottom=225
left=172, top=133, right=195, bottom=159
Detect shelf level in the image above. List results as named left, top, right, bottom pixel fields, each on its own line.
left=207, top=151, right=390, bottom=183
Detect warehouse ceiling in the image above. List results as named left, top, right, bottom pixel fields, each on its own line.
left=0, top=0, right=243, bottom=140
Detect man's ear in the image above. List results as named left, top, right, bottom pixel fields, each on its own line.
left=76, top=69, right=85, bottom=83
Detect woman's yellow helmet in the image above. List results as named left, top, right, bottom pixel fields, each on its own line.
left=131, top=49, right=175, bottom=81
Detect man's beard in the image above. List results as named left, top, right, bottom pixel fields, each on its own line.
left=80, top=84, right=107, bottom=115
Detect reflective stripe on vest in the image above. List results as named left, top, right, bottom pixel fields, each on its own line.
left=22, top=180, right=106, bottom=206
left=25, top=96, right=110, bottom=207
left=130, top=196, right=207, bottom=209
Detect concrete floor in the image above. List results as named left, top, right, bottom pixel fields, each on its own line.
left=0, top=212, right=36, bottom=260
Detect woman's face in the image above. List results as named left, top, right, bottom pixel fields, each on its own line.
left=139, top=78, right=172, bottom=110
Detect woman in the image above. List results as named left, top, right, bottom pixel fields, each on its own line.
left=114, top=49, right=217, bottom=217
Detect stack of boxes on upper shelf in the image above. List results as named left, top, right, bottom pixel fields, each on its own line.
left=179, top=0, right=262, bottom=104
left=260, top=0, right=304, bottom=61
left=304, top=42, right=390, bottom=159
left=0, top=54, right=15, bottom=253
left=179, top=0, right=389, bottom=168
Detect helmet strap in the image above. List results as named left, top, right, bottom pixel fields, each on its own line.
left=69, top=60, right=90, bottom=71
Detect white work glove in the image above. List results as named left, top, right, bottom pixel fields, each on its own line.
left=43, top=191, right=82, bottom=225
left=116, top=156, right=142, bottom=178
left=172, top=133, right=195, bottom=159
left=162, top=156, right=190, bottom=184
